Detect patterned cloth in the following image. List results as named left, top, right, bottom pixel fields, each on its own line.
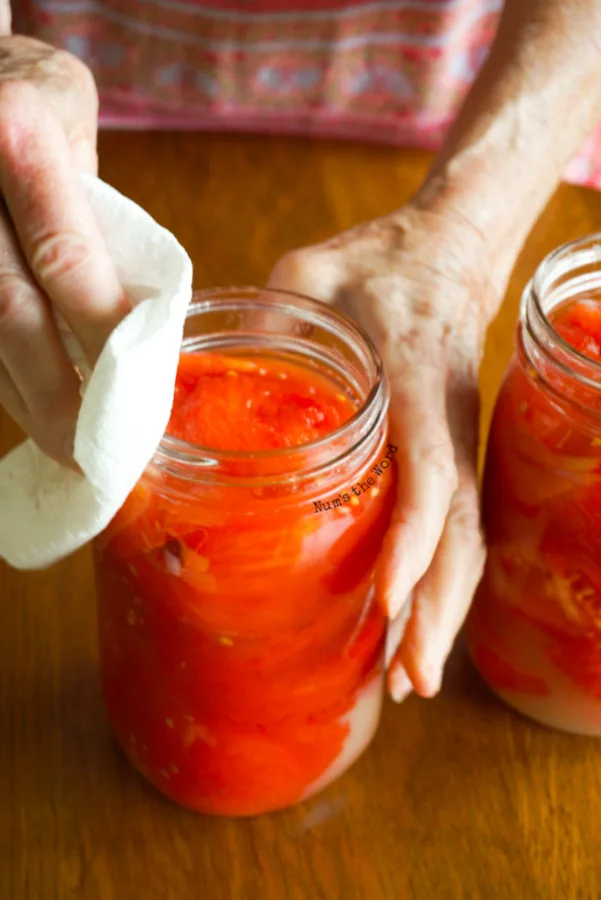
left=13, top=0, right=601, bottom=191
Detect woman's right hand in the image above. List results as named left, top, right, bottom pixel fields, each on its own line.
left=0, top=35, right=127, bottom=465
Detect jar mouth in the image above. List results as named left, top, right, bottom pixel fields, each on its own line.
left=153, top=286, right=387, bottom=479
left=518, top=233, right=601, bottom=417
left=524, top=233, right=601, bottom=383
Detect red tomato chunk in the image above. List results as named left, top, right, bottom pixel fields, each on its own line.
left=95, top=351, right=395, bottom=815
left=467, top=298, right=601, bottom=731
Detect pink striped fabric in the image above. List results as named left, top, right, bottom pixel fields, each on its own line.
left=13, top=0, right=601, bottom=191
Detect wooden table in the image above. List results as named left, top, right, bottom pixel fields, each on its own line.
left=2, top=133, right=601, bottom=900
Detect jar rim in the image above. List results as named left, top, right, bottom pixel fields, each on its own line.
left=526, top=232, right=601, bottom=377
left=519, top=233, right=601, bottom=416
left=153, top=286, right=387, bottom=477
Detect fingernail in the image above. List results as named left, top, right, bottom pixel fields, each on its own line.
left=421, top=663, right=443, bottom=698
left=384, top=593, right=413, bottom=668
left=386, top=581, right=411, bottom=619
left=389, top=666, right=413, bottom=703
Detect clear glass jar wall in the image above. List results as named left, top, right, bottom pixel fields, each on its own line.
left=94, top=287, right=396, bottom=815
left=467, top=236, right=601, bottom=734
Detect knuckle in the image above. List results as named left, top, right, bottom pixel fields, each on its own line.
left=0, top=34, right=94, bottom=91
left=0, top=41, right=97, bottom=157
left=276, top=245, right=335, bottom=280
left=0, top=80, right=38, bottom=152
left=30, top=230, right=93, bottom=286
left=271, top=245, right=341, bottom=303
left=52, top=47, right=86, bottom=76
left=448, top=482, right=482, bottom=537
left=418, top=435, right=458, bottom=492
left=0, top=270, right=34, bottom=333
left=272, top=248, right=311, bottom=282
left=0, top=77, right=36, bottom=109
left=53, top=49, right=98, bottom=102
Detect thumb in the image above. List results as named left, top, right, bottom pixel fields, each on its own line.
left=267, top=247, right=344, bottom=304
left=243, top=248, right=345, bottom=336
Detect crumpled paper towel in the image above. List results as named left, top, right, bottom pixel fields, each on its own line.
left=0, top=174, right=193, bottom=570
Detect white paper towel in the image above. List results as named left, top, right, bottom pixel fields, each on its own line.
left=0, top=175, right=193, bottom=570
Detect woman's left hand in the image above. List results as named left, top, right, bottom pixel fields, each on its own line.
left=268, top=201, right=502, bottom=701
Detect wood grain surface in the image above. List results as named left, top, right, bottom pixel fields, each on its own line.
left=2, top=132, right=601, bottom=900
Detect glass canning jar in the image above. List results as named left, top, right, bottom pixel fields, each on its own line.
left=466, top=235, right=601, bottom=734
left=93, top=287, right=397, bottom=815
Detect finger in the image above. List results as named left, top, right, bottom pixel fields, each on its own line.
left=385, top=596, right=414, bottom=703
left=388, top=664, right=414, bottom=704
left=0, top=361, right=76, bottom=466
left=0, top=359, right=28, bottom=428
left=267, top=247, right=343, bottom=304
left=390, top=471, right=485, bottom=697
left=375, top=370, right=458, bottom=621
left=385, top=591, right=413, bottom=667
left=0, top=80, right=128, bottom=365
left=53, top=52, right=99, bottom=176
left=234, top=248, right=344, bottom=337
left=0, top=205, right=81, bottom=465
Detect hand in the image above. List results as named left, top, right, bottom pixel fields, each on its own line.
left=0, top=36, right=127, bottom=465
left=268, top=203, right=499, bottom=700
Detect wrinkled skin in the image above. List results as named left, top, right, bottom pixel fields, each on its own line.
left=267, top=208, right=495, bottom=698
left=3, top=0, right=601, bottom=706
left=0, top=35, right=507, bottom=699
left=0, top=36, right=126, bottom=464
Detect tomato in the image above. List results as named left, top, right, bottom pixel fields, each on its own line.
left=95, top=350, right=394, bottom=814
left=468, top=296, right=601, bottom=721
left=553, top=300, right=601, bottom=362
left=167, top=351, right=356, bottom=451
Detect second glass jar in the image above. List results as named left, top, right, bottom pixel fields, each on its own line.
left=467, top=235, right=601, bottom=734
